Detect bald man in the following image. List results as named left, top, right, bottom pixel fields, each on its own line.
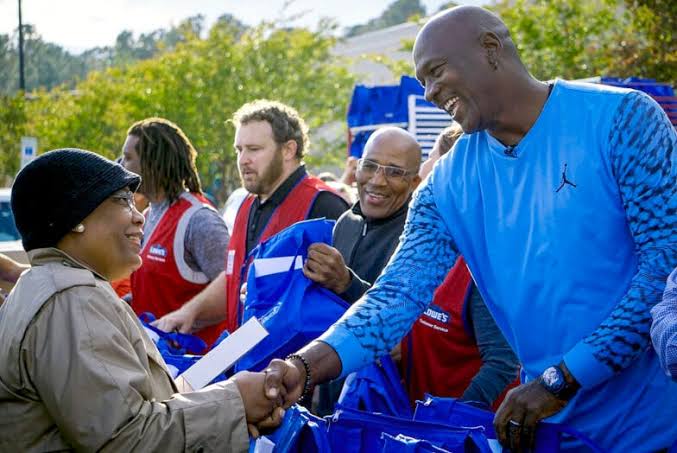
left=303, top=127, right=422, bottom=300
left=262, top=6, right=677, bottom=452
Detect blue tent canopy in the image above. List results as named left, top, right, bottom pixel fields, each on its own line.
left=347, top=76, right=450, bottom=158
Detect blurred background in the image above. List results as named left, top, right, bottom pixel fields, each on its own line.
left=0, top=0, right=674, bottom=204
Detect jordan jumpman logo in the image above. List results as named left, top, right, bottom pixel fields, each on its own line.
left=555, top=163, right=576, bottom=192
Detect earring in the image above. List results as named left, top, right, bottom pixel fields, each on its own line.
left=73, top=224, right=85, bottom=233
left=488, top=51, right=498, bottom=70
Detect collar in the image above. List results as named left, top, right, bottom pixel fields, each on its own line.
left=28, top=247, right=107, bottom=281
left=351, top=195, right=411, bottom=226
left=258, top=165, right=307, bottom=208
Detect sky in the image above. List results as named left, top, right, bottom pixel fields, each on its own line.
left=0, top=0, right=486, bottom=54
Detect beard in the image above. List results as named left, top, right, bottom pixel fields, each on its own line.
left=239, top=147, right=284, bottom=195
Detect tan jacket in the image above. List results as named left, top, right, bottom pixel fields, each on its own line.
left=0, top=248, right=249, bottom=452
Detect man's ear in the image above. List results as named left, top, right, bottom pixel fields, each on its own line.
left=411, top=174, right=422, bottom=191
left=281, top=140, right=298, bottom=161
left=480, top=31, right=502, bottom=70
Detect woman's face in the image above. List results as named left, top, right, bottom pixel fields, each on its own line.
left=68, top=188, right=145, bottom=281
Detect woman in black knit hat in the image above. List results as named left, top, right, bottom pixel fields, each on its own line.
left=0, top=149, right=282, bottom=452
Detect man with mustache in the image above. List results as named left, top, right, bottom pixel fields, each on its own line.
left=155, top=100, right=348, bottom=337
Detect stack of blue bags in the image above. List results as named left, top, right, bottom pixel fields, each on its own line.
left=251, top=356, right=606, bottom=452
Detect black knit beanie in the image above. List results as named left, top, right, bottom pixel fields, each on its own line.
left=11, top=148, right=141, bottom=251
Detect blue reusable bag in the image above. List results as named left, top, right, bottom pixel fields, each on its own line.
left=139, top=312, right=208, bottom=355
left=327, top=405, right=493, bottom=453
left=249, top=405, right=329, bottom=453
left=381, top=433, right=453, bottom=453
left=235, top=218, right=349, bottom=372
left=139, top=312, right=231, bottom=380
left=139, top=313, right=206, bottom=377
left=414, top=395, right=606, bottom=453
left=338, top=355, right=412, bottom=418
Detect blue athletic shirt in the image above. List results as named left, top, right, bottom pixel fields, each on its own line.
left=320, top=79, right=677, bottom=450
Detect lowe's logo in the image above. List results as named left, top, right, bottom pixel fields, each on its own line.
left=149, top=244, right=167, bottom=258
left=423, top=304, right=450, bottom=324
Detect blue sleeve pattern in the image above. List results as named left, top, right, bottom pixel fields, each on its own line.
left=568, top=91, right=677, bottom=382
left=319, top=181, right=460, bottom=376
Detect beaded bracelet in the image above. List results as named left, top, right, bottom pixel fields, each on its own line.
left=286, top=353, right=312, bottom=401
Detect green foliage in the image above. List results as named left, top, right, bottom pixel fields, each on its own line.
left=345, top=0, right=426, bottom=37
left=367, top=54, right=414, bottom=79
left=492, top=0, right=676, bottom=82
left=0, top=93, right=26, bottom=183
left=1, top=15, right=248, bottom=95
left=6, top=21, right=354, bottom=203
left=1, top=25, right=88, bottom=94
left=616, top=0, right=676, bottom=82
left=436, top=2, right=459, bottom=13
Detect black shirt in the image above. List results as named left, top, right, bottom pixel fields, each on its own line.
left=332, top=200, right=409, bottom=303
left=245, top=165, right=349, bottom=254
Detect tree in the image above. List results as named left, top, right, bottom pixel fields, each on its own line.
left=617, top=0, right=676, bottom=82
left=345, top=0, right=426, bottom=37
left=492, top=0, right=676, bottom=82
left=0, top=16, right=248, bottom=96
left=436, top=2, right=459, bottom=13
left=0, top=93, right=26, bottom=183
left=11, top=20, right=354, bottom=203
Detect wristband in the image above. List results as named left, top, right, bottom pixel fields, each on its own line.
left=286, top=353, right=312, bottom=400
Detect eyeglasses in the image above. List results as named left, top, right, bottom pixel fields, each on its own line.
left=110, top=191, right=136, bottom=212
left=357, top=158, right=416, bottom=179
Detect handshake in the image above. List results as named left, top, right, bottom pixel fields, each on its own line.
left=232, top=356, right=308, bottom=437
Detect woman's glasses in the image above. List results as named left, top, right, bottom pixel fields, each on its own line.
left=110, top=191, right=136, bottom=212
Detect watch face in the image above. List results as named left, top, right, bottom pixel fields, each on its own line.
left=542, top=366, right=565, bottom=392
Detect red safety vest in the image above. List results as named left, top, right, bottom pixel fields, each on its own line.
left=401, top=256, right=486, bottom=405
left=223, top=175, right=336, bottom=333
left=131, top=192, right=225, bottom=345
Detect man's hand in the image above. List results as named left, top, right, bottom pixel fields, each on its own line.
left=303, top=243, right=351, bottom=294
left=262, top=358, right=306, bottom=409
left=153, top=305, right=196, bottom=334
left=240, top=282, right=248, bottom=304
left=232, top=371, right=285, bottom=438
left=493, top=380, right=567, bottom=452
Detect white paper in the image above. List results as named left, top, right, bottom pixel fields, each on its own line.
left=179, top=317, right=268, bottom=390
left=143, top=326, right=160, bottom=344
left=253, top=255, right=303, bottom=277
left=253, top=436, right=275, bottom=453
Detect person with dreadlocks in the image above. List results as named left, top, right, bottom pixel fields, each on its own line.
left=122, top=118, right=230, bottom=345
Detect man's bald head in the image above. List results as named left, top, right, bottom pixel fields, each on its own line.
left=412, top=6, right=527, bottom=133
left=414, top=6, right=516, bottom=67
left=357, top=127, right=421, bottom=220
left=364, top=127, right=422, bottom=171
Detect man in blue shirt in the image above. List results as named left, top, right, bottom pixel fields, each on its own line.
left=651, top=267, right=677, bottom=380
left=261, top=6, right=677, bottom=451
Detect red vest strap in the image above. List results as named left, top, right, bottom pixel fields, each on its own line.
left=131, top=193, right=225, bottom=345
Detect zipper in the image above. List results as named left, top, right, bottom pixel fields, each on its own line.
left=348, top=220, right=368, bottom=266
